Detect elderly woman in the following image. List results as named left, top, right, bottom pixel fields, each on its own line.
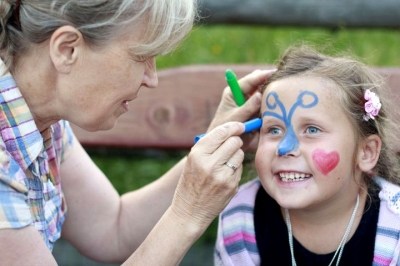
left=0, top=0, right=271, bottom=265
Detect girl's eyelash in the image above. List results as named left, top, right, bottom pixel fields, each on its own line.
left=262, top=125, right=321, bottom=135
left=264, top=126, right=284, bottom=135
left=305, top=125, right=322, bottom=134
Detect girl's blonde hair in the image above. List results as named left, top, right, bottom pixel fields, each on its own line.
left=261, top=45, right=400, bottom=187
left=0, top=0, right=197, bottom=70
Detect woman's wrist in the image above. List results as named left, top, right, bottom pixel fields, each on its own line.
left=167, top=205, right=209, bottom=241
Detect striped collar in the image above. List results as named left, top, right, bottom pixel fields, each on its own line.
left=0, top=61, right=43, bottom=170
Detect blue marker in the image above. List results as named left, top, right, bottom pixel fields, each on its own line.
left=194, top=118, right=262, bottom=144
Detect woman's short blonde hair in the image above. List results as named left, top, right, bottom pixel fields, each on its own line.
left=0, top=0, right=198, bottom=70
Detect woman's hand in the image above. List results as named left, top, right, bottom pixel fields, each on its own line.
left=208, top=69, right=275, bottom=151
left=171, top=122, right=245, bottom=230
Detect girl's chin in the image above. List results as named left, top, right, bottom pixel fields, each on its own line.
left=266, top=187, right=312, bottom=209
left=274, top=194, right=299, bottom=207
left=277, top=201, right=304, bottom=210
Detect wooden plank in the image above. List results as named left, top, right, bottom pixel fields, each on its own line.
left=198, top=0, right=400, bottom=28
left=71, top=65, right=400, bottom=150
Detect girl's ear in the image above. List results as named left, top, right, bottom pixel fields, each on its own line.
left=357, top=134, right=381, bottom=172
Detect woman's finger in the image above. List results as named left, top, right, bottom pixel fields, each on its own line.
left=223, top=149, right=245, bottom=176
left=195, top=122, right=244, bottom=154
left=238, top=69, right=276, bottom=95
left=229, top=91, right=262, bottom=122
left=212, top=135, right=243, bottom=166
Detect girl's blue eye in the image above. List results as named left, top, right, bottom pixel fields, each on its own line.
left=269, top=127, right=283, bottom=135
left=306, top=126, right=320, bottom=134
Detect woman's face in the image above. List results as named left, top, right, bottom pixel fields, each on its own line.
left=255, top=76, right=363, bottom=211
left=58, top=31, right=158, bottom=132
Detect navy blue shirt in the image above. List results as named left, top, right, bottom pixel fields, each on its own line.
left=254, top=186, right=379, bottom=266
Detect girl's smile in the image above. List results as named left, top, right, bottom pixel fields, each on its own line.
left=278, top=172, right=312, bottom=182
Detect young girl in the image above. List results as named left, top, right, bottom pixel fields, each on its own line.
left=214, top=46, right=400, bottom=266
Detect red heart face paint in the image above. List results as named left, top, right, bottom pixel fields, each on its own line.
left=312, top=148, right=340, bottom=175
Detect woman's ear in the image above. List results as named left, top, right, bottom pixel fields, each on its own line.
left=49, top=25, right=83, bottom=74
left=357, top=134, right=382, bottom=172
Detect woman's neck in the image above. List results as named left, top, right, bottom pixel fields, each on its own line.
left=12, top=49, right=61, bottom=132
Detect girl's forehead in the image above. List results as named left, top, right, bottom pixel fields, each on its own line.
left=262, top=76, right=338, bottom=106
left=260, top=76, right=350, bottom=128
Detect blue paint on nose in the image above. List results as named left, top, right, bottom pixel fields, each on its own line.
left=277, top=126, right=299, bottom=156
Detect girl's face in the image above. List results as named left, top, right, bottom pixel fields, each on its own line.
left=255, top=76, right=363, bottom=211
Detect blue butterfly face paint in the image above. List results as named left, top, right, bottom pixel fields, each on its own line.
left=262, top=90, right=318, bottom=156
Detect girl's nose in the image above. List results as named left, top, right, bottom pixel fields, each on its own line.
left=277, top=127, right=300, bottom=156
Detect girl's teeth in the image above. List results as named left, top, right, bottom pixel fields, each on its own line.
left=279, top=172, right=311, bottom=182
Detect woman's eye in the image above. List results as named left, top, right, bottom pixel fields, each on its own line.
left=269, top=127, right=283, bottom=135
left=306, top=126, right=320, bottom=134
left=131, top=55, right=152, bottom=63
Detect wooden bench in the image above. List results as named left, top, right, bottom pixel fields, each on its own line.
left=71, top=64, right=400, bottom=152
left=198, top=0, right=400, bottom=28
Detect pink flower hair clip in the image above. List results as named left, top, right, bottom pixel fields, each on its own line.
left=363, top=89, right=381, bottom=121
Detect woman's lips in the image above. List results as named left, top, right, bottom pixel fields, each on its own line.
left=122, top=100, right=130, bottom=111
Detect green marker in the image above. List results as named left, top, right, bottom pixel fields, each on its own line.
left=225, top=69, right=246, bottom=106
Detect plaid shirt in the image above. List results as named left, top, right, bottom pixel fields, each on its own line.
left=0, top=61, right=73, bottom=250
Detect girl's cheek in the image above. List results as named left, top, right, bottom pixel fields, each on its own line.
left=312, top=148, right=340, bottom=176
left=254, top=150, right=263, bottom=167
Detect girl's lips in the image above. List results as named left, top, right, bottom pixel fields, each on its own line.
left=275, top=175, right=312, bottom=187
left=272, top=171, right=313, bottom=186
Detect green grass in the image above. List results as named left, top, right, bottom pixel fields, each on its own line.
left=157, top=25, right=400, bottom=68
left=89, top=25, right=400, bottom=247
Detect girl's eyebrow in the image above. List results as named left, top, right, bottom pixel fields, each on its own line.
left=262, top=113, right=322, bottom=125
left=295, top=115, right=318, bottom=122
left=261, top=116, right=283, bottom=125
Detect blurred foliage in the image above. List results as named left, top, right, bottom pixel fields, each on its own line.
left=157, top=25, right=400, bottom=68
left=89, top=25, right=400, bottom=247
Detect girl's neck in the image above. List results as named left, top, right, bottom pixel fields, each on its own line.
left=281, top=188, right=367, bottom=254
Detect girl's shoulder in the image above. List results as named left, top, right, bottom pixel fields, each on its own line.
left=373, top=177, right=400, bottom=265
left=239, top=178, right=262, bottom=193
left=230, top=178, right=261, bottom=205
left=220, top=178, right=261, bottom=217
left=374, top=176, right=400, bottom=216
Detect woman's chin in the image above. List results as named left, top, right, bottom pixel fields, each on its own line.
left=77, top=118, right=117, bottom=132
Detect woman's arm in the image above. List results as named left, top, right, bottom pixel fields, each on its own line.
left=60, top=137, right=187, bottom=261
left=60, top=69, right=274, bottom=263
left=0, top=69, right=273, bottom=265
left=61, top=121, right=245, bottom=263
